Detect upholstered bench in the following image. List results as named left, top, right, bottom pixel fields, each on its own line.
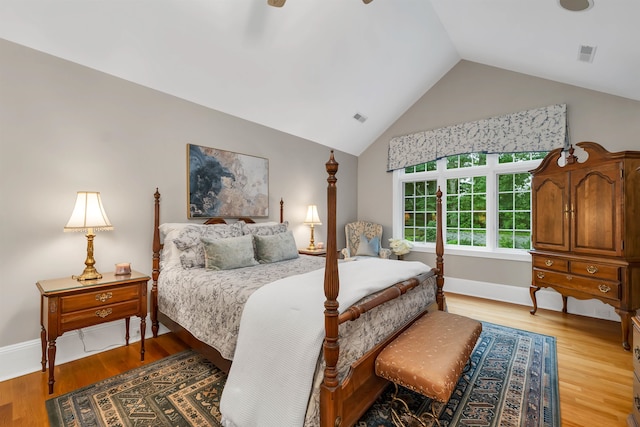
left=375, top=310, right=482, bottom=426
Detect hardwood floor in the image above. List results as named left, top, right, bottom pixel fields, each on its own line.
left=0, top=293, right=632, bottom=426
left=446, top=293, right=633, bottom=427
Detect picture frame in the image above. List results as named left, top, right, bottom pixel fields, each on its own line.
left=187, top=144, right=269, bottom=218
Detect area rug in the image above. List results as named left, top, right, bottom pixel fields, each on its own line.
left=46, top=322, right=560, bottom=427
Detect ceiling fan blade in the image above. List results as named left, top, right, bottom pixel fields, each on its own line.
left=268, top=0, right=286, bottom=7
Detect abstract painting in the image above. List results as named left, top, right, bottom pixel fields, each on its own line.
left=187, top=144, right=269, bottom=218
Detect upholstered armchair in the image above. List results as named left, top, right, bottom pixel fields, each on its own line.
left=341, top=220, right=392, bottom=259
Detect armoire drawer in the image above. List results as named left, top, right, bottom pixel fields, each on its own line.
left=532, top=268, right=621, bottom=301
left=570, top=261, right=620, bottom=281
left=532, top=255, right=568, bottom=273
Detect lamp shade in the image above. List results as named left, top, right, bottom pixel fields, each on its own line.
left=64, top=192, right=114, bottom=232
left=304, top=205, right=321, bottom=225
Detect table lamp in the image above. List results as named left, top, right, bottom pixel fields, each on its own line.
left=304, top=204, right=321, bottom=250
left=64, top=191, right=114, bottom=281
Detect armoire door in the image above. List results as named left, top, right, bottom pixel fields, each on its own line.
left=532, top=171, right=570, bottom=252
left=570, top=162, right=623, bottom=256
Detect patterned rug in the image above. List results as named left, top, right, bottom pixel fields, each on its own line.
left=46, top=322, right=559, bottom=427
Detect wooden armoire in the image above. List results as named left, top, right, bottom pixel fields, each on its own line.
left=529, top=142, right=640, bottom=350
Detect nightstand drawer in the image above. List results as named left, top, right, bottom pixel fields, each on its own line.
left=570, top=261, right=620, bottom=281
left=60, top=300, right=141, bottom=331
left=533, top=268, right=621, bottom=301
left=532, top=255, right=568, bottom=272
left=60, top=284, right=141, bottom=313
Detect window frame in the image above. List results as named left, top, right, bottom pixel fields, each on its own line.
left=392, top=154, right=545, bottom=262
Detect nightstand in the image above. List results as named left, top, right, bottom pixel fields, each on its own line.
left=298, top=248, right=327, bottom=256
left=36, top=271, right=149, bottom=394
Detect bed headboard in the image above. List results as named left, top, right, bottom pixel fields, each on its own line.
left=203, top=199, right=284, bottom=225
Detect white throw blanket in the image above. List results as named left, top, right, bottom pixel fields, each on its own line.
left=220, top=257, right=430, bottom=427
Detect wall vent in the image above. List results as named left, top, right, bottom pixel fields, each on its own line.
left=353, top=113, right=367, bottom=123
left=578, top=44, right=596, bottom=63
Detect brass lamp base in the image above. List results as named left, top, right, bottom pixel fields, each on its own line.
left=307, top=224, right=317, bottom=250
left=73, top=232, right=103, bottom=281
left=73, top=266, right=103, bottom=281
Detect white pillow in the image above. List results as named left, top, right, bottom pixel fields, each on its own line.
left=159, top=223, right=202, bottom=268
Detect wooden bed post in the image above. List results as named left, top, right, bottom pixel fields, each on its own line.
left=151, top=189, right=161, bottom=338
left=435, top=186, right=446, bottom=311
left=321, top=151, right=341, bottom=427
left=280, top=197, right=284, bottom=223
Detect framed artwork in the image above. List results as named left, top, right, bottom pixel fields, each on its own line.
left=187, top=144, right=269, bottom=218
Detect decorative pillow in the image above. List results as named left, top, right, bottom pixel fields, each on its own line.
left=355, top=234, right=380, bottom=257
left=242, top=221, right=289, bottom=236
left=173, top=222, right=244, bottom=269
left=254, top=231, right=299, bottom=264
left=202, top=234, right=259, bottom=271
left=159, top=223, right=195, bottom=268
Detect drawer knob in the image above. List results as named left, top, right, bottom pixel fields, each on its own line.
left=635, top=346, right=640, bottom=362
left=598, top=284, right=611, bottom=293
left=536, top=272, right=545, bottom=279
left=95, top=308, right=113, bottom=318
left=545, top=259, right=554, bottom=267
left=95, top=292, right=113, bottom=303
left=586, top=265, right=599, bottom=274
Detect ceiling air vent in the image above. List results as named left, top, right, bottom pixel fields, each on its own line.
left=353, top=113, right=367, bottom=123
left=578, top=45, right=596, bottom=63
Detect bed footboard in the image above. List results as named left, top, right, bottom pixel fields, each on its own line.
left=319, top=152, right=445, bottom=427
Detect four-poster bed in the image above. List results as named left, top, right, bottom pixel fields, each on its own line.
left=150, top=151, right=445, bottom=427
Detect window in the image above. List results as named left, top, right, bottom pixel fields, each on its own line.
left=394, top=152, right=547, bottom=259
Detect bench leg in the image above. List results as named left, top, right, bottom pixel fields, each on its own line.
left=388, top=384, right=441, bottom=427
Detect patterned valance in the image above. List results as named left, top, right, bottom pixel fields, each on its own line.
left=387, top=104, right=569, bottom=171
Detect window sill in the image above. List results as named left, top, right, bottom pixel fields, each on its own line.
left=410, top=244, right=532, bottom=262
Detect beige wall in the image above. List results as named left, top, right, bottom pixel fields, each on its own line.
left=358, top=60, right=640, bottom=287
left=0, top=39, right=357, bottom=348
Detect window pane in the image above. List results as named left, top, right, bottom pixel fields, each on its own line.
left=404, top=198, right=414, bottom=211
left=402, top=179, right=437, bottom=244
left=498, top=174, right=513, bottom=192
left=404, top=160, right=436, bottom=174
left=499, top=193, right=513, bottom=210
left=514, top=212, right=530, bottom=230
left=447, top=212, right=458, bottom=228
left=498, top=151, right=549, bottom=163
left=447, top=153, right=486, bottom=170
left=405, top=182, right=414, bottom=196
left=473, top=194, right=486, bottom=210
left=499, top=212, right=514, bottom=229
left=444, top=173, right=486, bottom=247
left=514, top=231, right=531, bottom=249
left=497, top=172, right=533, bottom=249
left=515, top=192, right=530, bottom=210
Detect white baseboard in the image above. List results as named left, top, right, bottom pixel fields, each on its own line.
left=0, top=279, right=620, bottom=383
left=0, top=316, right=169, bottom=382
left=445, top=277, right=621, bottom=322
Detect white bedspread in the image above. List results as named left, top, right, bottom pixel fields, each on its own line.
left=219, top=257, right=430, bottom=427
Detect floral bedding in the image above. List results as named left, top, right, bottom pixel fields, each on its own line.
left=157, top=255, right=326, bottom=359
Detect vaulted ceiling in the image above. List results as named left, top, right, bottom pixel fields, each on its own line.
left=1, top=1, right=638, bottom=156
